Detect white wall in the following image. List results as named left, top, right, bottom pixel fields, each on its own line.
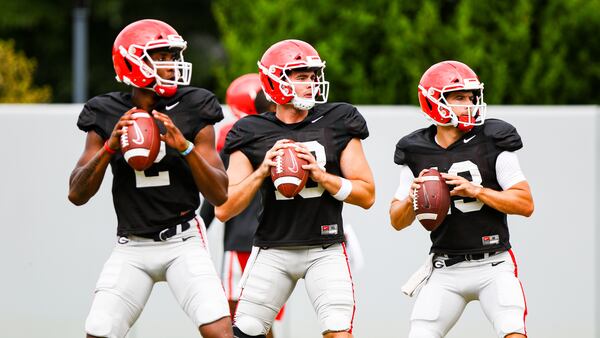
left=0, top=104, right=597, bottom=337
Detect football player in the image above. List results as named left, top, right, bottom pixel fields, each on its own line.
left=199, top=73, right=282, bottom=338
left=389, top=60, right=534, bottom=338
left=68, top=19, right=232, bottom=338
left=215, top=39, right=375, bottom=338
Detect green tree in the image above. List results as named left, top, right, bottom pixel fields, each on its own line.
left=0, top=0, right=222, bottom=102
left=0, top=39, right=51, bottom=102
left=213, top=0, right=600, bottom=105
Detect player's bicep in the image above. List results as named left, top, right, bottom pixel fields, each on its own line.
left=226, top=150, right=254, bottom=186
left=504, top=180, right=532, bottom=196
left=340, top=138, right=373, bottom=184
left=193, top=125, right=225, bottom=171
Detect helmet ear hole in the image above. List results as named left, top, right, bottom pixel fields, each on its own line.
left=267, top=78, right=275, bottom=91
left=124, top=59, right=133, bottom=72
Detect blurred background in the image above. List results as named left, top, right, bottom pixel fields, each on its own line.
left=0, top=0, right=598, bottom=105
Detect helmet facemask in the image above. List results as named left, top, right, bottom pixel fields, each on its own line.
left=419, top=79, right=487, bottom=131
left=258, top=56, right=329, bottom=110
left=118, top=34, right=192, bottom=97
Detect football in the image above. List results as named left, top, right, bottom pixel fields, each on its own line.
left=120, top=109, right=161, bottom=171
left=413, top=169, right=451, bottom=231
left=270, top=145, right=309, bottom=198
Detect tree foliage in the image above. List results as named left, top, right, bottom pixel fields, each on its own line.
left=0, top=0, right=597, bottom=104
left=0, top=40, right=51, bottom=103
left=213, top=0, right=600, bottom=105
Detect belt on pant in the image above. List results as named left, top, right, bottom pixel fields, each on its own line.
left=438, top=251, right=503, bottom=267
left=135, top=222, right=191, bottom=242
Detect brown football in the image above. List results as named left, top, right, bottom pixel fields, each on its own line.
left=270, top=145, right=309, bottom=198
left=120, top=109, right=161, bottom=171
left=413, top=169, right=451, bottom=231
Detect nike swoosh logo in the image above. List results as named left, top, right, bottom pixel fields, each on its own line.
left=311, top=116, right=324, bottom=123
left=166, top=102, right=180, bottom=111
left=131, top=121, right=145, bottom=145
left=287, top=148, right=299, bottom=173
left=463, top=135, right=476, bottom=143
left=182, top=236, right=194, bottom=242
left=491, top=261, right=504, bottom=267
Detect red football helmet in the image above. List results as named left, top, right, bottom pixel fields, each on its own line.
left=418, top=60, right=486, bottom=132
left=257, top=39, right=329, bottom=110
left=226, top=73, right=262, bottom=119
left=112, top=19, right=192, bottom=97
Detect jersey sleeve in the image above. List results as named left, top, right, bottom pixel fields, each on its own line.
left=393, top=127, right=431, bottom=166
left=344, top=106, right=369, bottom=140
left=394, top=136, right=411, bottom=165
left=485, top=119, right=523, bottom=151
left=187, top=89, right=225, bottom=138
left=223, top=118, right=253, bottom=155
left=76, top=96, right=111, bottom=140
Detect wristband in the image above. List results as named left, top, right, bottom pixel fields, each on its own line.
left=332, top=177, right=352, bottom=201
left=180, top=141, right=194, bottom=156
left=104, top=140, right=116, bottom=154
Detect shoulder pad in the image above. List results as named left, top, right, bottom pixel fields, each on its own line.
left=483, top=118, right=523, bottom=151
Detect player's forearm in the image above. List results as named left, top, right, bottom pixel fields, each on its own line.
left=476, top=185, right=534, bottom=217
left=318, top=172, right=375, bottom=209
left=389, top=198, right=415, bottom=231
left=185, top=152, right=229, bottom=206
left=215, top=170, right=263, bottom=222
left=68, top=152, right=111, bottom=205
left=343, top=179, right=375, bottom=209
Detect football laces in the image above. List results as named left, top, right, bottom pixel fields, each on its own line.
left=412, top=187, right=419, bottom=211
left=274, top=155, right=283, bottom=174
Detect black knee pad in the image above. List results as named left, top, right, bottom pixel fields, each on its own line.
left=233, top=326, right=266, bottom=338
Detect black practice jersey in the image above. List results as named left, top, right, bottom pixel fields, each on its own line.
left=224, top=103, right=369, bottom=247
left=77, top=87, right=223, bottom=236
left=394, top=119, right=523, bottom=255
left=199, top=151, right=260, bottom=252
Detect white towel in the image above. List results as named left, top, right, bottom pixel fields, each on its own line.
left=401, top=253, right=434, bottom=297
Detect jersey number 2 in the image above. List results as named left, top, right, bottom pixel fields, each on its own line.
left=134, top=142, right=170, bottom=188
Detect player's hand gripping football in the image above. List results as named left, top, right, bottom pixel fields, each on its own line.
left=295, top=143, right=325, bottom=183
left=409, top=169, right=433, bottom=202
left=152, top=110, right=188, bottom=153
left=441, top=173, right=483, bottom=198
left=107, top=107, right=137, bottom=150
left=258, top=139, right=293, bottom=178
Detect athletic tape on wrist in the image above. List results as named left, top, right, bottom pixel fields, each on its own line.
left=332, top=177, right=352, bottom=201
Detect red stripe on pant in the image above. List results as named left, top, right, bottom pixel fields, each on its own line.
left=508, top=249, right=528, bottom=337
left=341, top=242, right=356, bottom=334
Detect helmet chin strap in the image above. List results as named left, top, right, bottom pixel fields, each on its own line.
left=151, top=78, right=177, bottom=97
left=456, top=114, right=475, bottom=132
left=291, top=96, right=315, bottom=110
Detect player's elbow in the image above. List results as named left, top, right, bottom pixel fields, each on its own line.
left=389, top=215, right=411, bottom=231
left=68, top=191, right=89, bottom=206
left=364, top=195, right=375, bottom=209
left=214, top=206, right=231, bottom=223
left=210, top=192, right=228, bottom=207
left=357, top=184, right=376, bottom=209
left=389, top=200, right=413, bottom=231
left=522, top=201, right=534, bottom=217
